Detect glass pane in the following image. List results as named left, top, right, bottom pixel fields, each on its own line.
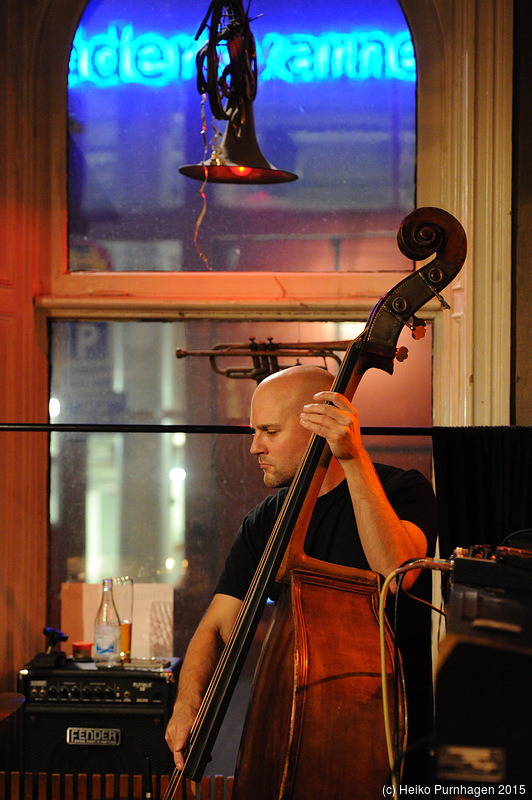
left=67, top=0, right=416, bottom=272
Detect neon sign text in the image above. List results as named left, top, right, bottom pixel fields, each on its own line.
left=69, top=24, right=415, bottom=88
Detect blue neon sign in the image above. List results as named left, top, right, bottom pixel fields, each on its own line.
left=68, top=24, right=415, bottom=88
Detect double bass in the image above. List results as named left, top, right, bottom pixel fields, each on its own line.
left=163, top=207, right=467, bottom=799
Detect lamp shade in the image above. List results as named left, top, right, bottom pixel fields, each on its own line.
left=179, top=99, right=298, bottom=185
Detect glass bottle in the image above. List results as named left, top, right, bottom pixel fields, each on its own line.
left=94, top=577, right=121, bottom=667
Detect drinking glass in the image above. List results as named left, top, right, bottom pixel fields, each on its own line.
left=113, top=576, right=134, bottom=663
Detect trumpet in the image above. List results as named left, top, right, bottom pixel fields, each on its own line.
left=175, top=338, right=352, bottom=382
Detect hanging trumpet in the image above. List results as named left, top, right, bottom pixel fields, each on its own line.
left=175, top=338, right=351, bottom=382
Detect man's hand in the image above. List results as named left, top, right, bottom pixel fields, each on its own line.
left=165, top=696, right=199, bottom=770
left=299, top=390, right=363, bottom=461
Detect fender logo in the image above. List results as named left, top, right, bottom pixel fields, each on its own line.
left=66, top=727, right=121, bottom=745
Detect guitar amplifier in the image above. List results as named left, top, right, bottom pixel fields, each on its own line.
left=17, top=662, right=179, bottom=774
left=434, top=547, right=532, bottom=785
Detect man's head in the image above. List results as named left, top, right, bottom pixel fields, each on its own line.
left=249, top=365, right=334, bottom=488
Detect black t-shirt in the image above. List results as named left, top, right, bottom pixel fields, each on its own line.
left=215, top=463, right=439, bottom=746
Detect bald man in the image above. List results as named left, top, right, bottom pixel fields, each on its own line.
left=165, top=366, right=438, bottom=773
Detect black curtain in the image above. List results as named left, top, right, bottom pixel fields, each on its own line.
left=432, top=426, right=532, bottom=558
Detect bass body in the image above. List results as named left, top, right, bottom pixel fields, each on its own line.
left=232, top=566, right=403, bottom=800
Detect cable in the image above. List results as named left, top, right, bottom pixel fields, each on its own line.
left=379, top=558, right=452, bottom=791
left=400, top=588, right=447, bottom=616
left=392, top=569, right=406, bottom=774
left=389, top=563, right=447, bottom=779
left=499, top=528, right=532, bottom=546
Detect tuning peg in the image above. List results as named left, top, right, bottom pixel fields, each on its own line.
left=395, top=346, right=409, bottom=362
left=407, top=316, right=427, bottom=340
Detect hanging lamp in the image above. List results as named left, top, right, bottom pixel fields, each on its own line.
left=179, top=0, right=298, bottom=185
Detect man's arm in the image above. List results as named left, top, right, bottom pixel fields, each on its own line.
left=165, top=593, right=242, bottom=769
left=299, top=391, right=427, bottom=590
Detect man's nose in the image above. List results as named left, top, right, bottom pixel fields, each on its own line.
left=250, top=433, right=264, bottom=454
